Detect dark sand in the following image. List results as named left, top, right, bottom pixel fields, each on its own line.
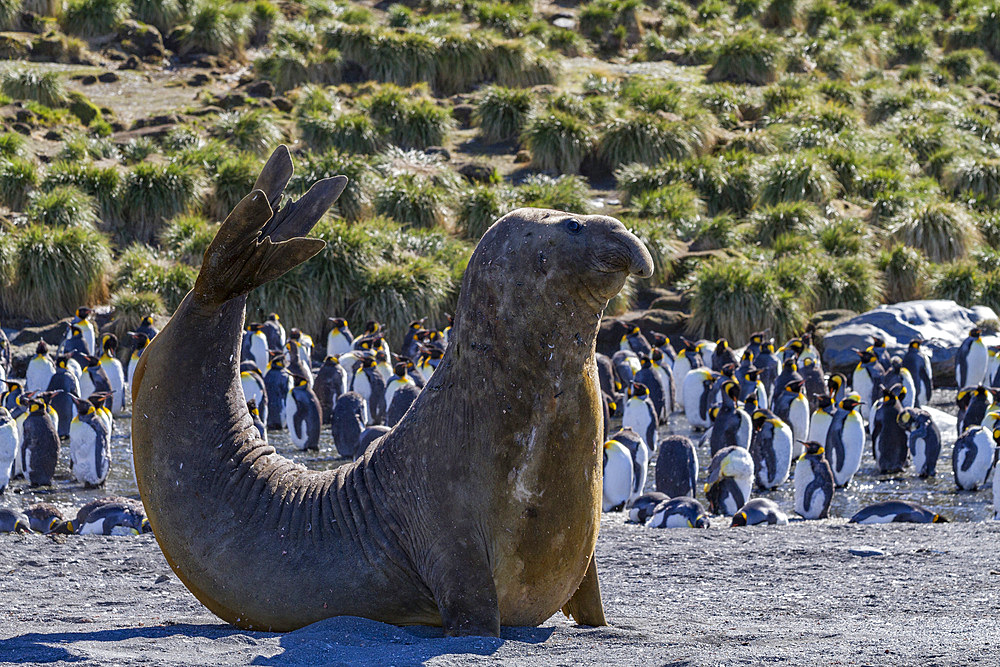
left=2, top=517, right=998, bottom=665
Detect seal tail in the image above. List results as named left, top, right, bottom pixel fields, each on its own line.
left=193, top=145, right=347, bottom=306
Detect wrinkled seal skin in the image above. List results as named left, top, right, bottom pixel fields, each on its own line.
left=131, top=146, right=653, bottom=636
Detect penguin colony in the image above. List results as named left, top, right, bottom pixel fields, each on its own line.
left=602, top=326, right=999, bottom=527
left=1, top=312, right=997, bottom=532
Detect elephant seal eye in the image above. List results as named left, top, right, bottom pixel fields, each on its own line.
left=566, top=219, right=582, bottom=233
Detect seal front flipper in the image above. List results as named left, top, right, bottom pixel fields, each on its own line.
left=561, top=553, right=607, bottom=627
left=425, top=536, right=500, bottom=637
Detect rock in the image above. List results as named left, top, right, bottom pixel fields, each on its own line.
left=849, top=547, right=886, bottom=557
left=11, top=319, right=70, bottom=347
left=120, top=55, right=141, bottom=70
left=218, top=92, right=247, bottom=110
left=597, top=309, right=690, bottom=357
left=116, top=20, right=164, bottom=60
left=97, top=71, right=119, bottom=83
left=67, top=91, right=101, bottom=125
left=514, top=150, right=531, bottom=163
left=272, top=96, right=293, bottom=112
left=43, top=129, right=61, bottom=140
left=14, top=109, right=35, bottom=123
left=552, top=15, right=575, bottom=29
left=11, top=122, right=30, bottom=135
left=424, top=146, right=450, bottom=161
left=821, top=300, right=1000, bottom=385
left=451, top=104, right=474, bottom=128
left=0, top=32, right=32, bottom=60
left=132, top=114, right=179, bottom=130
left=458, top=163, right=497, bottom=184
left=187, top=72, right=211, bottom=86
left=243, top=80, right=274, bottom=98
left=80, top=74, right=97, bottom=85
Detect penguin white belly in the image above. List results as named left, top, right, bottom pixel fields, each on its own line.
left=735, top=411, right=751, bottom=449
left=629, top=442, right=649, bottom=505
left=900, top=372, right=916, bottom=408
left=353, top=372, right=373, bottom=405
left=81, top=323, right=96, bottom=356
left=102, top=359, right=127, bottom=415
left=653, top=366, right=672, bottom=412
left=327, top=332, right=352, bottom=357
left=0, top=422, right=16, bottom=490
left=855, top=512, right=895, bottom=525
left=48, top=409, right=59, bottom=439
left=602, top=443, right=633, bottom=512
left=623, top=403, right=652, bottom=444
left=808, top=412, right=832, bottom=445
left=789, top=397, right=810, bottom=456
left=0, top=365, right=4, bottom=383
left=14, top=413, right=25, bottom=478
left=673, top=358, right=692, bottom=392
left=377, top=363, right=393, bottom=382
left=771, top=425, right=793, bottom=487
left=956, top=438, right=993, bottom=490
left=920, top=356, right=933, bottom=404
left=285, top=393, right=308, bottom=449
left=912, top=436, right=928, bottom=475
left=384, top=380, right=400, bottom=410
left=853, top=370, right=874, bottom=419
left=654, top=511, right=692, bottom=528
left=682, top=372, right=710, bottom=429
left=70, top=420, right=99, bottom=485
left=794, top=465, right=816, bottom=518
left=964, top=342, right=988, bottom=387
left=26, top=359, right=55, bottom=393
left=78, top=519, right=107, bottom=535
left=700, top=343, right=716, bottom=370
left=250, top=335, right=269, bottom=372
left=754, top=383, right=767, bottom=409
left=80, top=373, right=95, bottom=399
left=837, top=414, right=865, bottom=487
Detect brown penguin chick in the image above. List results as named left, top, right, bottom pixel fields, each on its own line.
left=131, top=146, right=652, bottom=637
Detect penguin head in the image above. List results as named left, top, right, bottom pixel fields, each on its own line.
left=629, top=382, right=650, bottom=399
left=362, top=356, right=377, bottom=370
left=722, top=380, right=739, bottom=402
left=871, top=336, right=885, bottom=349
left=750, top=332, right=764, bottom=344
left=649, top=332, right=667, bottom=347
left=992, top=427, right=1000, bottom=444
left=816, top=394, right=833, bottom=410
left=651, top=348, right=664, bottom=364
left=56, top=355, right=69, bottom=369
left=329, top=317, right=347, bottom=330
left=376, top=350, right=389, bottom=364
left=741, top=350, right=754, bottom=364
left=429, top=348, right=444, bottom=361
left=128, top=331, right=150, bottom=349
left=247, top=399, right=259, bottom=417
left=785, top=379, right=804, bottom=394
left=35, top=341, right=49, bottom=357
left=75, top=307, right=92, bottom=320
left=840, top=394, right=862, bottom=411
left=141, top=315, right=155, bottom=327
left=799, top=440, right=825, bottom=459
left=908, top=338, right=922, bottom=349
left=71, top=326, right=83, bottom=339
left=802, top=357, right=814, bottom=369
left=607, top=399, right=617, bottom=415
left=639, top=355, right=651, bottom=368
left=751, top=408, right=775, bottom=431
left=827, top=373, right=845, bottom=393
left=364, top=321, right=381, bottom=335
left=292, top=374, right=309, bottom=388
left=969, top=327, right=982, bottom=339
left=393, top=362, right=408, bottom=378
left=857, top=349, right=876, bottom=364
left=932, top=514, right=948, bottom=523
left=763, top=341, right=774, bottom=354
left=325, top=355, right=341, bottom=366
left=743, top=394, right=758, bottom=413
left=71, top=395, right=96, bottom=416
left=896, top=408, right=916, bottom=429
left=408, top=318, right=426, bottom=331
left=27, top=399, right=45, bottom=415
left=788, top=338, right=804, bottom=355
left=268, top=313, right=280, bottom=323
left=708, top=406, right=720, bottom=422
left=102, top=333, right=118, bottom=356
left=731, top=511, right=748, bottom=527
left=716, top=338, right=728, bottom=350
left=782, top=358, right=797, bottom=373
left=289, top=328, right=302, bottom=341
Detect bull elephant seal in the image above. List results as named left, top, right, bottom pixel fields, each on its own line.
left=131, top=146, right=653, bottom=636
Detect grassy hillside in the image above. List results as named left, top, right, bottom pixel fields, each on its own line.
left=2, top=0, right=1000, bottom=342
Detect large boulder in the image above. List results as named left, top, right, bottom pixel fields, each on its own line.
left=821, top=300, right=999, bottom=386
left=597, top=309, right=689, bottom=358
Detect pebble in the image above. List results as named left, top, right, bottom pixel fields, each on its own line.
left=849, top=546, right=886, bottom=557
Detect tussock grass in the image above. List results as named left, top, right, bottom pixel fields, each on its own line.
left=751, top=201, right=820, bottom=246
left=374, top=173, right=449, bottom=228
left=522, top=110, right=595, bottom=174
left=475, top=86, right=532, bottom=144
left=291, top=150, right=378, bottom=222
left=811, top=256, right=882, bottom=312
left=207, top=154, right=259, bottom=221
left=298, top=113, right=384, bottom=155
left=758, top=154, right=838, bottom=205
left=707, top=31, right=780, bottom=86
left=41, top=161, right=120, bottom=222
left=944, top=157, right=1000, bottom=202
left=114, top=245, right=197, bottom=311
left=893, top=202, right=979, bottom=263
left=0, top=0, right=20, bottom=30
left=0, top=157, right=40, bottom=210
left=625, top=216, right=680, bottom=284
left=930, top=260, right=981, bottom=307
left=457, top=185, right=513, bottom=240
left=688, top=258, right=805, bottom=342
left=515, top=174, right=591, bottom=214
left=631, top=182, right=703, bottom=238
left=597, top=113, right=708, bottom=171
left=61, top=0, right=128, bottom=37
left=115, top=162, right=202, bottom=246
left=0, top=132, right=25, bottom=159
left=26, top=186, right=97, bottom=228
left=366, top=92, right=452, bottom=150
left=878, top=245, right=927, bottom=303
left=160, top=213, right=218, bottom=266
left=211, top=110, right=283, bottom=156
left=819, top=218, right=867, bottom=257
left=0, top=225, right=111, bottom=322
left=133, top=0, right=181, bottom=34
left=109, top=289, right=165, bottom=338
left=177, top=0, right=250, bottom=59
left=1, top=69, right=67, bottom=107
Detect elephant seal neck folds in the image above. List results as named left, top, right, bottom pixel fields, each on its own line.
left=131, top=148, right=652, bottom=637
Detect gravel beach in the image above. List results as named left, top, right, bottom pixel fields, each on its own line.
left=2, top=517, right=998, bottom=666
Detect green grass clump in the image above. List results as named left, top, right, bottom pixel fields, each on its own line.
left=291, top=150, right=378, bottom=222
left=1, top=225, right=111, bottom=322
left=0, top=132, right=25, bottom=159
left=207, top=154, right=259, bottom=221
left=878, top=245, right=927, bottom=303
left=707, top=31, right=780, bottom=86
left=762, top=0, right=797, bottom=29
left=944, top=157, right=1000, bottom=203
left=688, top=258, right=805, bottom=341
left=457, top=185, right=512, bottom=240
left=631, top=182, right=703, bottom=238
left=132, top=0, right=181, bottom=34
left=116, top=162, right=202, bottom=246
left=60, top=0, right=128, bottom=37
left=515, top=174, right=591, bottom=214
left=160, top=213, right=218, bottom=266
left=819, top=218, right=868, bottom=257
left=26, top=186, right=98, bottom=228
left=41, top=161, right=121, bottom=221
left=811, top=256, right=882, bottom=313
left=0, top=157, right=40, bottom=210
left=615, top=161, right=682, bottom=205
left=0, top=69, right=67, bottom=107
left=211, top=110, right=283, bottom=156
left=930, top=260, right=981, bottom=307
left=522, top=111, right=595, bottom=174
left=374, top=174, right=449, bottom=228
left=893, top=202, right=979, bottom=263
left=0, top=0, right=21, bottom=30
left=759, top=154, right=838, bottom=205
left=114, top=245, right=197, bottom=311
left=108, top=289, right=165, bottom=339
left=177, top=0, right=250, bottom=59
left=597, top=114, right=708, bottom=171
left=364, top=87, right=453, bottom=150
left=751, top=201, right=820, bottom=246
left=298, top=113, right=384, bottom=155
left=475, top=86, right=533, bottom=143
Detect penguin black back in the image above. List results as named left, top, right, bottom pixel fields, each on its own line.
left=654, top=435, right=697, bottom=498
left=330, top=391, right=367, bottom=458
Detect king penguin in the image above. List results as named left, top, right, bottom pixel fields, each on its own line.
left=243, top=324, right=270, bottom=372
left=852, top=348, right=885, bottom=420
left=756, top=340, right=780, bottom=399
left=66, top=307, right=96, bottom=355
left=634, top=356, right=668, bottom=422
left=261, top=313, right=286, bottom=351
left=126, top=332, right=150, bottom=387
left=772, top=379, right=810, bottom=457
left=731, top=498, right=788, bottom=526
left=0, top=407, right=16, bottom=493
left=901, top=338, right=933, bottom=407
left=871, top=385, right=909, bottom=474
left=135, top=314, right=158, bottom=342
left=285, top=339, right=313, bottom=389
left=26, top=341, right=55, bottom=394
left=21, top=399, right=59, bottom=487
left=794, top=441, right=834, bottom=520
left=609, top=427, right=649, bottom=506
left=825, top=394, right=865, bottom=487
left=704, top=446, right=754, bottom=516
left=263, top=353, right=291, bottom=430
left=240, top=363, right=268, bottom=426
left=330, top=391, right=368, bottom=458
left=326, top=317, right=354, bottom=357
left=285, top=374, right=322, bottom=451
left=627, top=492, right=669, bottom=524
left=682, top=367, right=716, bottom=430
left=897, top=407, right=941, bottom=478
left=654, top=434, right=698, bottom=498
left=883, top=357, right=915, bottom=409
left=602, top=439, right=634, bottom=512
left=808, top=394, right=836, bottom=445
left=69, top=395, right=110, bottom=487
left=708, top=380, right=751, bottom=455
left=957, top=385, right=993, bottom=436
left=247, top=399, right=267, bottom=443
left=645, top=497, right=710, bottom=528
left=98, top=334, right=127, bottom=415
left=849, top=501, right=946, bottom=524
left=352, top=355, right=386, bottom=425
left=46, top=356, right=80, bottom=439
left=952, top=426, right=996, bottom=490
left=749, top=408, right=792, bottom=491
left=621, top=326, right=652, bottom=356
left=956, top=327, right=988, bottom=389
left=314, top=356, right=348, bottom=425
left=623, top=382, right=658, bottom=452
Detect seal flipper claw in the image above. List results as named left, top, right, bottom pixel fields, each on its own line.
left=561, top=554, right=607, bottom=627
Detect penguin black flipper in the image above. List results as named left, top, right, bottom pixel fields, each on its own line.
left=802, top=477, right=828, bottom=518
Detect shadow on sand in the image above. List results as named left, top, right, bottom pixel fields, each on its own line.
left=1, top=617, right=555, bottom=665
